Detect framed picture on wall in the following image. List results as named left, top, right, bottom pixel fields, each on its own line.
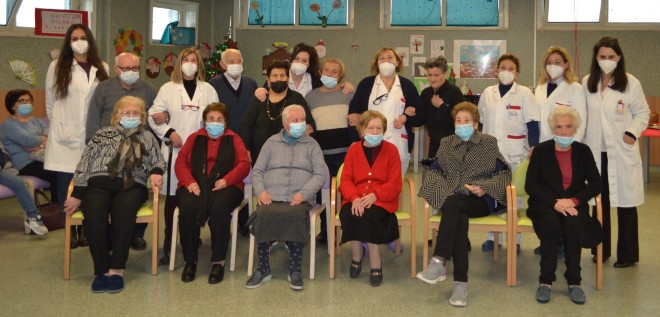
left=453, top=40, right=506, bottom=79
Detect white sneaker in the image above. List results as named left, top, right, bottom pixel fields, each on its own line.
left=449, top=281, right=468, bottom=307
left=416, top=257, right=446, bottom=284
left=26, top=216, right=48, bottom=235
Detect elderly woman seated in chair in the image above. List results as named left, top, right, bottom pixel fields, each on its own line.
left=339, top=110, right=402, bottom=287
left=526, top=107, right=601, bottom=305
left=245, top=104, right=326, bottom=291
left=174, top=102, right=250, bottom=284
left=64, top=96, right=166, bottom=293
left=417, top=102, right=511, bottom=307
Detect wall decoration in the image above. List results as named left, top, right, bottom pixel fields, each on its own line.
left=410, top=35, right=424, bottom=54
left=114, top=27, right=144, bottom=57
left=34, top=8, right=88, bottom=36
left=430, top=40, right=445, bottom=58
left=412, top=56, right=426, bottom=77
left=146, top=57, right=161, bottom=79
left=315, top=40, right=326, bottom=58
left=203, top=36, right=239, bottom=79
left=199, top=42, right=211, bottom=60
left=351, top=43, right=358, bottom=51
left=163, top=53, right=177, bottom=76
left=309, top=0, right=343, bottom=28
left=49, top=49, right=60, bottom=61
left=453, top=40, right=506, bottom=79
left=395, top=47, right=409, bottom=67
left=7, top=58, right=37, bottom=87
left=250, top=1, right=265, bottom=28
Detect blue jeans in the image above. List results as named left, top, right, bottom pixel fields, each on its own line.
left=0, top=169, right=39, bottom=218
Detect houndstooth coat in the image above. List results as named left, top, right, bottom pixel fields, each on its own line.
left=418, top=131, right=511, bottom=214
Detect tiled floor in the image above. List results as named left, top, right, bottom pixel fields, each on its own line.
left=1, top=167, right=659, bottom=316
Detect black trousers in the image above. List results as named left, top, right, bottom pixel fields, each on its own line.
left=528, top=206, right=584, bottom=285
left=594, top=152, right=639, bottom=262
left=81, top=177, right=147, bottom=276
left=428, top=138, right=440, bottom=159
left=20, top=161, right=60, bottom=203
left=433, top=194, right=490, bottom=282
left=177, top=186, right=243, bottom=263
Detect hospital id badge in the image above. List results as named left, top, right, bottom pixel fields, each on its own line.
left=614, top=100, right=625, bottom=122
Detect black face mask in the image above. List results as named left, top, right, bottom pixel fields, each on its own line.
left=270, top=81, right=288, bottom=94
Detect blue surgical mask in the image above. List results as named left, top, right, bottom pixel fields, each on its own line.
left=289, top=121, right=306, bottom=139
left=205, top=122, right=225, bottom=138
left=17, top=104, right=33, bottom=116
left=554, top=135, right=574, bottom=148
left=364, top=133, right=384, bottom=147
left=455, top=124, right=475, bottom=141
left=120, top=70, right=140, bottom=85
left=120, top=116, right=141, bottom=129
left=320, top=75, right=338, bottom=89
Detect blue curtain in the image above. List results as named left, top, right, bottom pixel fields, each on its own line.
left=391, top=0, right=441, bottom=26
left=299, top=0, right=348, bottom=26
left=248, top=0, right=295, bottom=25
left=446, top=0, right=499, bottom=26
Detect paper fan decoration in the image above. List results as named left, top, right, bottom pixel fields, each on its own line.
left=8, top=58, right=37, bottom=87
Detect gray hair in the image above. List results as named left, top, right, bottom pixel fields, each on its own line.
left=548, top=106, right=582, bottom=131
left=114, top=52, right=140, bottom=66
left=221, top=48, right=242, bottom=62
left=282, top=104, right=306, bottom=123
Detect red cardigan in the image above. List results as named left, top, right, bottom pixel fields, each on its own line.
left=339, top=140, right=402, bottom=213
left=174, top=128, right=250, bottom=191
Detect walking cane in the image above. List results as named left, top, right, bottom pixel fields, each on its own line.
left=159, top=140, right=175, bottom=265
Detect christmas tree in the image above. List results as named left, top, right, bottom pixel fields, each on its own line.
left=203, top=33, right=238, bottom=79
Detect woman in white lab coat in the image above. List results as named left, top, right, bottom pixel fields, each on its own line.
left=535, top=46, right=587, bottom=143
left=582, top=36, right=649, bottom=267
left=478, top=53, right=540, bottom=252
left=148, top=47, right=219, bottom=264
left=45, top=23, right=109, bottom=248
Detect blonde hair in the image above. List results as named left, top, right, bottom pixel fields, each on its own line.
left=548, top=106, right=582, bottom=131
left=538, top=46, right=577, bottom=85
left=110, top=96, right=147, bottom=126
left=451, top=102, right=480, bottom=123
left=171, top=47, right=205, bottom=83
left=370, top=47, right=402, bottom=75
left=357, top=110, right=388, bottom=136
left=321, top=58, right=345, bottom=83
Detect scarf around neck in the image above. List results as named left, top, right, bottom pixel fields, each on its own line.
left=107, top=125, right=146, bottom=189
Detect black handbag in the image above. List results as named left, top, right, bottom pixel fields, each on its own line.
left=579, top=216, right=603, bottom=249
left=35, top=190, right=64, bottom=231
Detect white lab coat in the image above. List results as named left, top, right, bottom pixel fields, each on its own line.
left=44, top=59, right=109, bottom=173
left=535, top=78, right=587, bottom=142
left=582, top=74, right=649, bottom=207
left=478, top=82, right=540, bottom=166
left=148, top=81, right=219, bottom=195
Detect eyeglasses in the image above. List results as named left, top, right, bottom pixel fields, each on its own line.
left=121, top=111, right=141, bottom=116
left=116, top=66, right=140, bottom=72
left=181, top=105, right=200, bottom=111
left=372, top=93, right=389, bottom=105
left=17, top=98, right=33, bottom=104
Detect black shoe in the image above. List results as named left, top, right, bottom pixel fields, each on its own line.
left=349, top=245, right=366, bottom=279
left=613, top=261, right=635, bottom=268
left=131, top=237, right=147, bottom=251
left=159, top=235, right=172, bottom=266
left=467, top=238, right=471, bottom=252
left=208, top=264, right=225, bottom=284
left=182, top=262, right=197, bottom=282
left=370, top=268, right=383, bottom=287
left=316, top=233, right=327, bottom=245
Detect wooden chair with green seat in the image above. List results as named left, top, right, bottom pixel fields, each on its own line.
left=63, top=180, right=160, bottom=280
left=421, top=195, right=514, bottom=286
left=329, top=164, right=417, bottom=279
left=508, top=159, right=603, bottom=289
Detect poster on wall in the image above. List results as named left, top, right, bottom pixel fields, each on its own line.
left=410, top=35, right=424, bottom=54
left=395, top=47, right=409, bottom=67
left=34, top=8, right=88, bottom=36
left=430, top=40, right=445, bottom=58
left=453, top=40, right=506, bottom=79
left=412, top=56, right=426, bottom=77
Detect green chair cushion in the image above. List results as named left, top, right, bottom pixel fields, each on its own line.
left=70, top=202, right=152, bottom=220
left=428, top=214, right=507, bottom=225
left=394, top=211, right=410, bottom=220
left=517, top=209, right=533, bottom=227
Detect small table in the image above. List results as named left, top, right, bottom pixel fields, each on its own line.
left=641, top=128, right=660, bottom=183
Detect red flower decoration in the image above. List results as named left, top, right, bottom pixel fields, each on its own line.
left=310, top=3, right=320, bottom=12
left=332, top=0, right=342, bottom=10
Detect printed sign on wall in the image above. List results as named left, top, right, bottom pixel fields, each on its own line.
left=35, top=8, right=89, bottom=37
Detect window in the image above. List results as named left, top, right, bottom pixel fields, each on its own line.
left=540, top=0, right=660, bottom=30
left=0, top=0, right=95, bottom=36
left=385, top=0, right=505, bottom=29
left=150, top=0, right=198, bottom=45
left=239, top=0, right=351, bottom=28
